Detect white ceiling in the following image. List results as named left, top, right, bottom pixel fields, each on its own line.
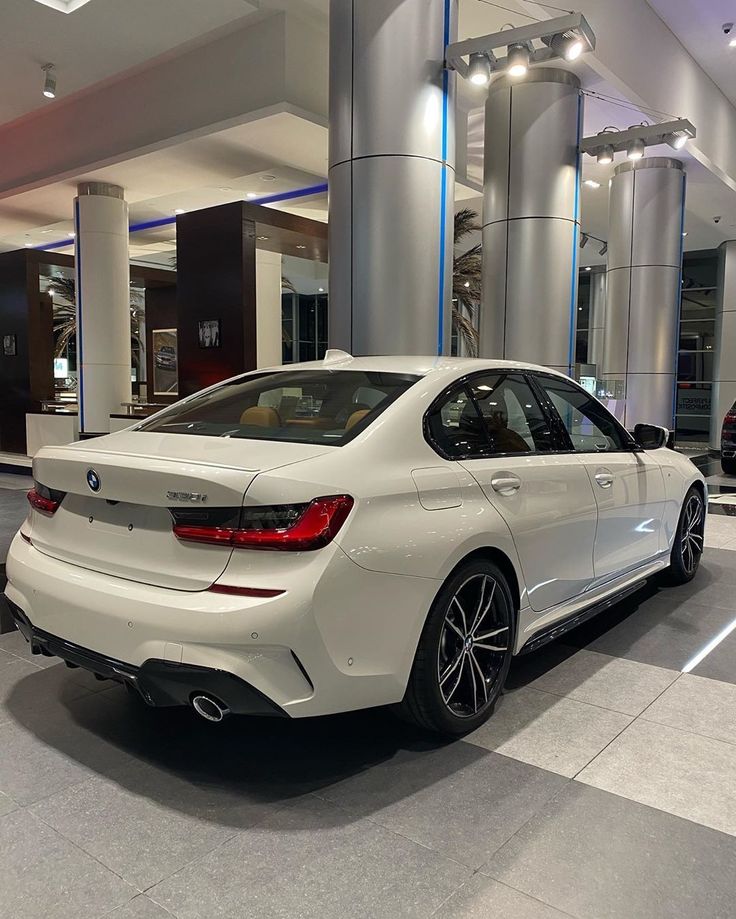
left=647, top=0, right=736, bottom=107
left=0, top=0, right=260, bottom=124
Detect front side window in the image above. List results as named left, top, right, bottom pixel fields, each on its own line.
left=538, top=375, right=629, bottom=453
left=426, top=373, right=554, bottom=458
left=137, top=370, right=419, bottom=446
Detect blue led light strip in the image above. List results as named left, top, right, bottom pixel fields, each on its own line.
left=34, top=182, right=329, bottom=251
left=437, top=0, right=452, bottom=356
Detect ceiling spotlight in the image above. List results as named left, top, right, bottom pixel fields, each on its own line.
left=682, top=231, right=688, bottom=237
left=583, top=179, right=601, bottom=189
left=580, top=233, right=589, bottom=249
left=318, top=287, right=325, bottom=292
left=627, top=138, right=645, bottom=160
left=41, top=63, right=56, bottom=99
left=174, top=208, right=185, bottom=215
left=599, top=242, right=608, bottom=256
left=585, top=266, right=592, bottom=271
left=507, top=43, right=529, bottom=78
left=246, top=193, right=257, bottom=199
left=597, top=145, right=614, bottom=165
left=468, top=52, right=492, bottom=87
left=544, top=32, right=583, bottom=62
left=667, top=132, right=688, bottom=150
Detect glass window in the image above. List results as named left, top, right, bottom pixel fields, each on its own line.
left=539, top=375, right=628, bottom=452
left=426, top=373, right=555, bottom=458
left=468, top=374, right=555, bottom=453
left=137, top=370, right=418, bottom=446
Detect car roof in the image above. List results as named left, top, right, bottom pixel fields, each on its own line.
left=259, top=351, right=570, bottom=380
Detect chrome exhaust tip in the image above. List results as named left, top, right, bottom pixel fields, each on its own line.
left=191, top=694, right=230, bottom=723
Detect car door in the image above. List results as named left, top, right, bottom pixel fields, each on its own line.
left=533, top=373, right=667, bottom=583
left=426, top=371, right=598, bottom=613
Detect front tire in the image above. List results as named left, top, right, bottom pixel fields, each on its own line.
left=722, top=457, right=736, bottom=476
left=664, top=486, right=705, bottom=585
left=398, top=559, right=515, bottom=736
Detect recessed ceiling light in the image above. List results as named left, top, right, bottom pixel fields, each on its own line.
left=296, top=244, right=306, bottom=249
left=67, top=231, right=75, bottom=238
left=257, top=235, right=270, bottom=240
left=32, top=0, right=95, bottom=12
left=584, top=179, right=601, bottom=189
left=246, top=193, right=257, bottom=199
left=682, top=231, right=688, bottom=237
left=174, top=208, right=185, bottom=215
left=218, top=186, right=232, bottom=192
left=318, top=287, right=325, bottom=292
left=261, top=175, right=277, bottom=182
left=585, top=266, right=592, bottom=271
left=24, top=240, right=33, bottom=248
left=730, top=37, right=736, bottom=47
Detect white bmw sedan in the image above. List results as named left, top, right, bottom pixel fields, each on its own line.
left=5, top=354, right=705, bottom=735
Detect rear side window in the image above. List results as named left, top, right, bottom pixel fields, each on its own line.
left=137, top=370, right=419, bottom=446
left=426, top=373, right=555, bottom=458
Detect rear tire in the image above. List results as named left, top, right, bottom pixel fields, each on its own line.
left=663, top=486, right=705, bottom=585
left=722, top=457, right=736, bottom=476
left=398, top=559, right=515, bottom=736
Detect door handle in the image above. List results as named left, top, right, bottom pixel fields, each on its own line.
left=490, top=474, right=522, bottom=496
left=595, top=471, right=614, bottom=488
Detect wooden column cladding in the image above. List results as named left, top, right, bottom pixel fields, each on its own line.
left=0, top=251, right=53, bottom=454
left=176, top=202, right=257, bottom=397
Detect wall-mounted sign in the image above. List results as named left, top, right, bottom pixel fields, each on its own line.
left=2, top=334, right=17, bottom=356
left=53, top=357, right=69, bottom=379
left=152, top=328, right=178, bottom=396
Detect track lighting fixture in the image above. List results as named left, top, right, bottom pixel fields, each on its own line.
left=507, top=43, right=530, bottom=77
left=597, top=145, right=614, bottom=165
left=543, top=32, right=584, bottom=62
left=667, top=132, right=689, bottom=150
left=599, top=243, right=608, bottom=256
left=626, top=138, right=645, bottom=160
left=580, top=234, right=589, bottom=249
left=468, top=52, right=492, bottom=87
left=42, top=63, right=56, bottom=99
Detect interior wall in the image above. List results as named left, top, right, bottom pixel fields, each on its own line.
left=256, top=249, right=283, bottom=368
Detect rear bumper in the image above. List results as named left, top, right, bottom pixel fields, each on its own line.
left=7, top=600, right=285, bottom=716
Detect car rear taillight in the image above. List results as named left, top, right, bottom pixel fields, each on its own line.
left=172, top=495, right=354, bottom=551
left=27, top=483, right=65, bottom=516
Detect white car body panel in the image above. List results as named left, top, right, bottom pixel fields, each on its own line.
left=5, top=355, right=705, bottom=718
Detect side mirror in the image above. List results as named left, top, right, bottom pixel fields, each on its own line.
left=634, top=423, right=668, bottom=450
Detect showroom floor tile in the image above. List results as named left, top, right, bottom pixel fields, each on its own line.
left=0, top=473, right=735, bottom=917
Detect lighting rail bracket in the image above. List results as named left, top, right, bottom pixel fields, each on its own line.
left=444, top=12, right=595, bottom=78
left=581, top=119, right=696, bottom=158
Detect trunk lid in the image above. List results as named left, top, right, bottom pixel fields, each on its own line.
left=29, top=432, right=332, bottom=591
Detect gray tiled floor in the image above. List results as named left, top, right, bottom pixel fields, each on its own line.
left=1, top=476, right=736, bottom=918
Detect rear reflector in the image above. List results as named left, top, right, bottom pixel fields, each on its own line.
left=173, top=495, right=354, bottom=551
left=208, top=585, right=285, bottom=598
left=27, top=486, right=64, bottom=516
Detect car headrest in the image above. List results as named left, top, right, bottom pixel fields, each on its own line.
left=239, top=406, right=280, bottom=427
left=346, top=409, right=370, bottom=431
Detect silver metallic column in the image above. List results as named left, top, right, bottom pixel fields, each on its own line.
left=587, top=268, right=607, bottom=370
left=328, top=0, right=457, bottom=355
left=74, top=182, right=131, bottom=434
left=710, top=240, right=736, bottom=449
left=480, top=69, right=582, bottom=374
left=602, top=158, right=685, bottom=429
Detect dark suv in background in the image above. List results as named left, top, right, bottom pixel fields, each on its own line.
left=723, top=400, right=736, bottom=475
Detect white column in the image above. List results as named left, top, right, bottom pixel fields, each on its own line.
left=74, top=182, right=131, bottom=433
left=710, top=240, right=736, bottom=449
left=328, top=0, right=457, bottom=356
left=256, top=249, right=283, bottom=368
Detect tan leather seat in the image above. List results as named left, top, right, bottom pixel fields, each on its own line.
left=345, top=408, right=370, bottom=431
left=239, top=406, right=280, bottom=427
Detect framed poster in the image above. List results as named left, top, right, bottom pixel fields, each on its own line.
left=152, top=328, right=178, bottom=396
left=198, top=319, right=221, bottom=349
left=3, top=334, right=17, bottom=356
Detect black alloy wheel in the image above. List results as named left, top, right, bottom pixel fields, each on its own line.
left=664, top=486, right=705, bottom=585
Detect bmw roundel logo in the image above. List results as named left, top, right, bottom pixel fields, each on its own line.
left=86, top=469, right=101, bottom=493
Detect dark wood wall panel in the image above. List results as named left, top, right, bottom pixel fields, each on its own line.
left=176, top=202, right=257, bottom=397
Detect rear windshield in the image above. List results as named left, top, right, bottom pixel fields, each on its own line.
left=135, top=369, right=419, bottom=445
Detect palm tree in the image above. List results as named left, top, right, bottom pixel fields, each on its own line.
left=452, top=208, right=482, bottom=357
